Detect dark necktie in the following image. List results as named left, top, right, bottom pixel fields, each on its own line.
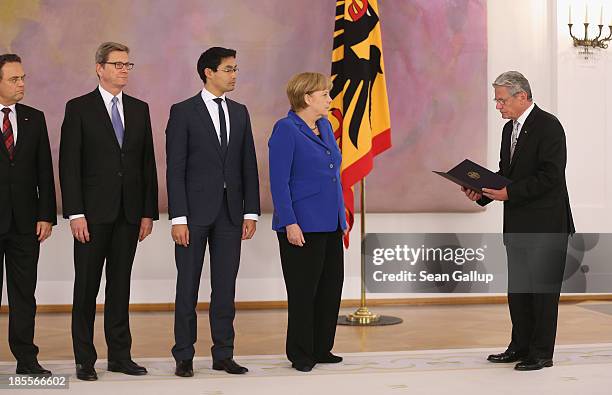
left=213, top=97, right=228, bottom=155
left=1, top=108, right=15, bottom=160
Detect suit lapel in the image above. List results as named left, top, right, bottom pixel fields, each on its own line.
left=0, top=133, right=9, bottom=159
left=319, top=121, right=336, bottom=151
left=303, top=124, right=327, bottom=148
left=0, top=137, right=8, bottom=159
left=12, top=103, right=28, bottom=159
left=301, top=125, right=327, bottom=149
left=192, top=94, right=223, bottom=160
left=122, top=94, right=133, bottom=149
left=500, top=122, right=512, bottom=176
left=288, top=112, right=327, bottom=149
left=508, top=105, right=539, bottom=174
left=91, top=89, right=121, bottom=150
left=225, top=99, right=242, bottom=159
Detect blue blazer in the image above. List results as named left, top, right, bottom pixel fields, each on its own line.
left=268, top=111, right=347, bottom=232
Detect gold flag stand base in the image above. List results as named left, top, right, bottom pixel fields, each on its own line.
left=337, top=306, right=402, bottom=326
left=337, top=179, right=402, bottom=327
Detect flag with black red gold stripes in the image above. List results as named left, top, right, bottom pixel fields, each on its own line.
left=329, top=0, right=391, bottom=246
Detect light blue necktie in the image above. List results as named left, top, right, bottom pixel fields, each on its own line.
left=111, top=96, right=124, bottom=147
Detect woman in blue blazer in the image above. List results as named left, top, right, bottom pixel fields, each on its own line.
left=268, top=72, right=347, bottom=372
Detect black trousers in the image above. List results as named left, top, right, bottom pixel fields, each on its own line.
left=0, top=220, right=40, bottom=363
left=71, top=211, right=139, bottom=365
left=277, top=230, right=344, bottom=365
left=172, top=195, right=242, bottom=362
left=505, top=234, right=569, bottom=360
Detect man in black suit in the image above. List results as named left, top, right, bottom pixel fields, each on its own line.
left=59, top=42, right=158, bottom=381
left=166, top=47, right=260, bottom=377
left=463, top=71, right=574, bottom=371
left=0, top=54, right=56, bottom=376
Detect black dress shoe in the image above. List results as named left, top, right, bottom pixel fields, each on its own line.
left=487, top=351, right=524, bottom=363
left=212, top=358, right=248, bottom=374
left=16, top=361, right=52, bottom=376
left=291, top=361, right=315, bottom=372
left=175, top=360, right=194, bottom=377
left=108, top=359, right=148, bottom=376
left=76, top=364, right=98, bottom=381
left=514, top=358, right=553, bottom=371
left=315, top=352, right=343, bottom=364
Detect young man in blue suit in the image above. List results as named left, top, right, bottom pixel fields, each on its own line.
left=166, top=47, right=260, bottom=377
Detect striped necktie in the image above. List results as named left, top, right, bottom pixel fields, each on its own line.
left=510, top=120, right=521, bottom=159
left=1, top=107, right=15, bottom=160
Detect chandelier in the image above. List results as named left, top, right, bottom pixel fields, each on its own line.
left=568, top=4, right=612, bottom=59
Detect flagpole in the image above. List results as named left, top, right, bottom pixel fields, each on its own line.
left=337, top=178, right=402, bottom=326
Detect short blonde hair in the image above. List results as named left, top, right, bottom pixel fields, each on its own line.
left=286, top=72, right=333, bottom=111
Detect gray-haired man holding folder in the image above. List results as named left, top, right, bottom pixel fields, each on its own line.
left=463, top=71, right=574, bottom=371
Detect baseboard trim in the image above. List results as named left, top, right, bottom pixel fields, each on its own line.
left=1, top=294, right=611, bottom=314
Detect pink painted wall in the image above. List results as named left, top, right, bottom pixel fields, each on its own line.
left=2, top=0, right=486, bottom=213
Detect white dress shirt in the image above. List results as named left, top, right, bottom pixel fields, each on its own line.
left=69, top=85, right=125, bottom=221
left=98, top=84, right=125, bottom=128
left=201, top=87, right=230, bottom=145
left=1, top=104, right=18, bottom=144
left=171, top=87, right=258, bottom=225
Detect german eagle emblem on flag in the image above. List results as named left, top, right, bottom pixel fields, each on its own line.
left=329, top=0, right=392, bottom=246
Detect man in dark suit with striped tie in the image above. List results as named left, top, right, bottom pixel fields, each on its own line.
left=0, top=53, right=56, bottom=376
left=59, top=42, right=158, bottom=381
left=463, top=71, right=574, bottom=371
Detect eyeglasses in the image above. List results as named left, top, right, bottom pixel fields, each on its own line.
left=104, top=62, right=135, bottom=70
left=6, top=75, right=26, bottom=84
left=216, top=66, right=239, bottom=73
left=493, top=95, right=515, bottom=105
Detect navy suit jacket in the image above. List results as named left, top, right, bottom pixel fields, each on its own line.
left=165, top=93, right=260, bottom=226
left=268, top=111, right=347, bottom=232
